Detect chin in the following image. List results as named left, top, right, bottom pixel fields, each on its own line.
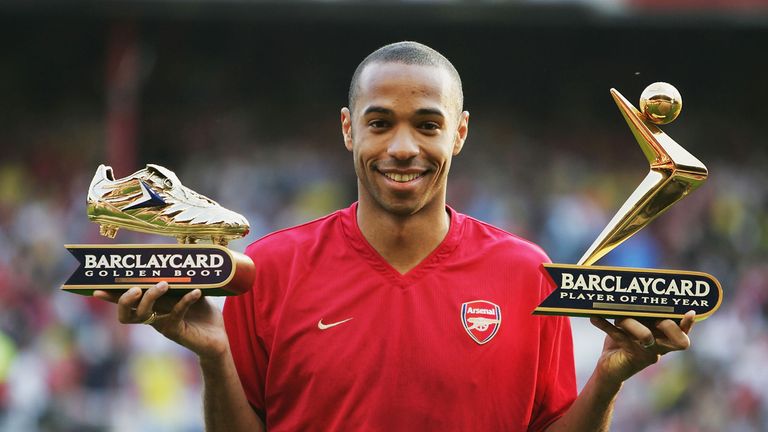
left=377, top=196, right=428, bottom=217
left=383, top=204, right=419, bottom=216
left=361, top=180, right=436, bottom=217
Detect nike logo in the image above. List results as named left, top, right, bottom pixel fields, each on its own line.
left=317, top=317, right=353, bottom=330
left=123, top=180, right=166, bottom=211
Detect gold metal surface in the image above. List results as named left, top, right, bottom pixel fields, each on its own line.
left=577, top=88, right=707, bottom=266
left=639, top=82, right=682, bottom=125
left=87, top=164, right=250, bottom=245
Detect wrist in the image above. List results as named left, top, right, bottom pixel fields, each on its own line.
left=591, top=366, right=625, bottom=397
left=198, top=342, right=232, bottom=369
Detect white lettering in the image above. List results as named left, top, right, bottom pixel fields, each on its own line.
left=588, top=274, right=601, bottom=291
left=170, top=255, right=183, bottom=267
left=561, top=273, right=575, bottom=289
left=468, top=307, right=496, bottom=315
left=155, top=254, right=170, bottom=268
left=666, top=279, right=681, bottom=296
left=695, top=281, right=710, bottom=297
left=85, top=255, right=98, bottom=268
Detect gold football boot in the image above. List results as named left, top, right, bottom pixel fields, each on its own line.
left=87, top=164, right=250, bottom=245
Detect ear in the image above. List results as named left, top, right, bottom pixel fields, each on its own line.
left=453, top=111, right=470, bottom=156
left=341, top=107, right=353, bottom=152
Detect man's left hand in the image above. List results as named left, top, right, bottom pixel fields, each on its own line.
left=589, top=310, right=695, bottom=387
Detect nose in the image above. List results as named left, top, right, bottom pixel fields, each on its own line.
left=387, top=129, right=420, bottom=160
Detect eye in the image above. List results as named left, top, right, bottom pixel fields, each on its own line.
left=420, top=121, right=441, bottom=131
left=368, top=119, right=390, bottom=129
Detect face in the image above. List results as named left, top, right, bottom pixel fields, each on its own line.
left=341, top=62, right=469, bottom=217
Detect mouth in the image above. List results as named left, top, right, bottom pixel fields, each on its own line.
left=380, top=171, right=425, bottom=183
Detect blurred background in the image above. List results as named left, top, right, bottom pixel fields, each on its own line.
left=1, top=0, right=767, bottom=431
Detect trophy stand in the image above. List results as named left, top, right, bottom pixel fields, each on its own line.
left=534, top=83, right=722, bottom=320
left=63, top=164, right=256, bottom=296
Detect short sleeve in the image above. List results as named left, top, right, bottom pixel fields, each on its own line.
left=527, top=273, right=577, bottom=431
left=223, top=275, right=269, bottom=422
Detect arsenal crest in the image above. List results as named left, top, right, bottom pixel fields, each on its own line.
left=461, top=300, right=502, bottom=345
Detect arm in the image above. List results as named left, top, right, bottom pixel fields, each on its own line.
left=546, top=311, right=696, bottom=432
left=94, top=283, right=264, bottom=432
left=200, top=346, right=265, bottom=432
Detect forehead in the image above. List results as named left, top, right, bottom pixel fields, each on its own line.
left=355, top=62, right=456, bottom=115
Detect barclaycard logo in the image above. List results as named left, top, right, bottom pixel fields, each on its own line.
left=82, top=253, right=226, bottom=278
left=535, top=263, right=723, bottom=319
left=84, top=253, right=225, bottom=271
left=64, top=245, right=234, bottom=287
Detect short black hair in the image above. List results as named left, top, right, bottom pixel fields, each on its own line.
left=348, top=41, right=463, bottom=116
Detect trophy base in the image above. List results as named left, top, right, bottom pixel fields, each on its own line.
left=533, top=263, right=722, bottom=320
left=64, top=287, right=244, bottom=297
left=62, top=244, right=256, bottom=297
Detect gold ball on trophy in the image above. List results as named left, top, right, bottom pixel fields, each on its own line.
left=639, top=82, right=682, bottom=125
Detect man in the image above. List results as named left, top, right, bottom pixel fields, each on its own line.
left=95, top=41, right=695, bottom=431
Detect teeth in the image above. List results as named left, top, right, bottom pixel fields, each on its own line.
left=384, top=172, right=421, bottom=182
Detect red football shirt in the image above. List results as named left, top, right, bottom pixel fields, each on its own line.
left=224, top=202, right=576, bottom=431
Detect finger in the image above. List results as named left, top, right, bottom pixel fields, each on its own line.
left=135, top=281, right=169, bottom=321
left=117, top=287, right=144, bottom=323
left=590, top=316, right=630, bottom=342
left=655, top=319, right=691, bottom=350
left=679, top=310, right=696, bottom=335
left=93, top=290, right=121, bottom=304
left=169, top=289, right=203, bottom=322
left=614, top=317, right=655, bottom=348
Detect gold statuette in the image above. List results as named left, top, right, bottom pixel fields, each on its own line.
left=63, top=164, right=255, bottom=296
left=535, top=83, right=722, bottom=320
left=86, top=164, right=249, bottom=245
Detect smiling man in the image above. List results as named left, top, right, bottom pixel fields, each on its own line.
left=95, top=41, right=695, bottom=431
left=340, top=55, right=468, bottom=275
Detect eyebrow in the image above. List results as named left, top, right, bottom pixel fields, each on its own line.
left=414, top=108, right=446, bottom=118
left=362, top=106, right=447, bottom=118
left=363, top=106, right=393, bottom=116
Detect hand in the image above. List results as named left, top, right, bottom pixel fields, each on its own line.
left=93, top=282, right=230, bottom=361
left=589, top=311, right=695, bottom=387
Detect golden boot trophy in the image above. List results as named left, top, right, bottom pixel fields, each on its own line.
left=64, top=164, right=255, bottom=296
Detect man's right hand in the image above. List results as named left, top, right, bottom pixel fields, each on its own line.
left=93, top=282, right=230, bottom=361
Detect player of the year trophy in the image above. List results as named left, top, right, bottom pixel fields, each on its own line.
left=534, top=83, right=723, bottom=320
left=63, top=164, right=255, bottom=296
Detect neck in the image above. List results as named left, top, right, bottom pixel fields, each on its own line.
left=356, top=194, right=451, bottom=275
